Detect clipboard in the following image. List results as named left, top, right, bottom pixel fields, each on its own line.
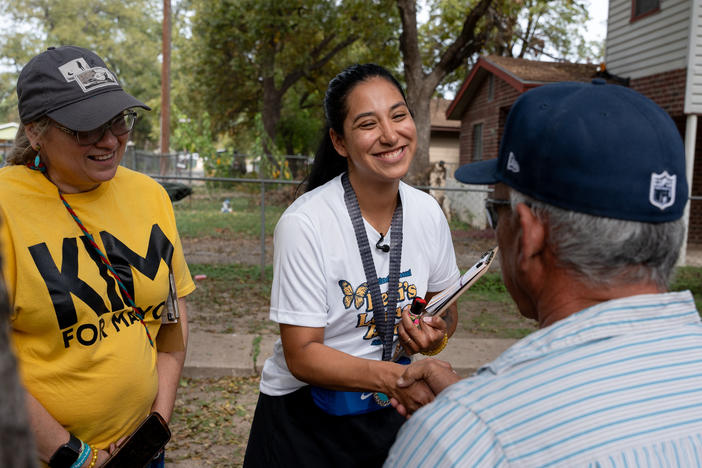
left=423, top=247, right=498, bottom=317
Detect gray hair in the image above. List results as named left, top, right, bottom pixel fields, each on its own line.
left=6, top=119, right=51, bottom=166
left=509, top=189, right=684, bottom=289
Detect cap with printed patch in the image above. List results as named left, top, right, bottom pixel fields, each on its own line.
left=17, top=45, right=150, bottom=131
left=454, top=80, right=688, bottom=222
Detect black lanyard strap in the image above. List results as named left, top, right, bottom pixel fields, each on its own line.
left=341, top=173, right=403, bottom=361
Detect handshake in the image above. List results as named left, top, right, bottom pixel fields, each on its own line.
left=388, top=357, right=462, bottom=418
left=387, top=297, right=464, bottom=418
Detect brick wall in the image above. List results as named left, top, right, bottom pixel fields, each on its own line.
left=458, top=76, right=520, bottom=166
left=456, top=68, right=702, bottom=246
left=631, top=70, right=701, bottom=245
left=684, top=116, right=702, bottom=245
left=629, top=69, right=686, bottom=116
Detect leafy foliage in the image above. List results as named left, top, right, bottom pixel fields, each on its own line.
left=176, top=0, right=400, bottom=155
left=417, top=0, right=603, bottom=99
left=0, top=0, right=161, bottom=145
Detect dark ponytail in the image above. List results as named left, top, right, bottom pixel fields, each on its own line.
left=303, top=64, right=408, bottom=193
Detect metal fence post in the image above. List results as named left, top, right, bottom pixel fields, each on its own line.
left=261, top=181, right=266, bottom=282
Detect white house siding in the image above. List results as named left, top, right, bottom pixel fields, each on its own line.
left=684, top=0, right=702, bottom=113
left=429, top=134, right=460, bottom=168
left=606, top=0, right=691, bottom=78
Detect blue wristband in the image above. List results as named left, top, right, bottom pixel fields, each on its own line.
left=69, top=441, right=90, bottom=468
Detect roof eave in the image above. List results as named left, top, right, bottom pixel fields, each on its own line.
left=446, top=56, right=529, bottom=120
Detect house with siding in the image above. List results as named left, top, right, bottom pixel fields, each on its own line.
left=444, top=56, right=599, bottom=227
left=447, top=2, right=702, bottom=259
left=428, top=98, right=460, bottom=173
left=604, top=0, right=702, bottom=255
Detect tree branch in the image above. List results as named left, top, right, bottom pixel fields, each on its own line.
left=278, top=34, right=357, bottom=96
left=427, top=0, right=496, bottom=89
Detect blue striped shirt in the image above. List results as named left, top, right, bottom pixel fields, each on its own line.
left=385, top=291, right=702, bottom=467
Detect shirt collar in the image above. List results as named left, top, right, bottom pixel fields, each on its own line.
left=481, top=291, right=699, bottom=374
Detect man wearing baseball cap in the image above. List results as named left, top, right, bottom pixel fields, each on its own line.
left=385, top=81, right=702, bottom=466
left=2, top=46, right=195, bottom=467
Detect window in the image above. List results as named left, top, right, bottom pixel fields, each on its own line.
left=472, top=123, right=483, bottom=161
left=632, top=0, right=659, bottom=21
left=488, top=75, right=495, bottom=102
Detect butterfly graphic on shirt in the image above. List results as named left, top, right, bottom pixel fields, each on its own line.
left=338, top=280, right=369, bottom=310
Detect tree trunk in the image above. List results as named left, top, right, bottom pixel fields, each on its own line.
left=397, top=0, right=496, bottom=185
left=260, top=39, right=282, bottom=167
left=407, top=87, right=434, bottom=185
left=261, top=77, right=282, bottom=150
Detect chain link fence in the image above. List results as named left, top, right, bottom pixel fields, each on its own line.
left=122, top=149, right=702, bottom=270
left=0, top=142, right=11, bottom=164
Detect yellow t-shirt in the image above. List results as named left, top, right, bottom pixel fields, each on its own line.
left=0, top=165, right=195, bottom=450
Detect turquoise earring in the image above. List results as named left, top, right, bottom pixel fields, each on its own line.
left=28, top=145, right=46, bottom=173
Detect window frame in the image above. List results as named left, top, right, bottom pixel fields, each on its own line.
left=631, top=0, right=660, bottom=22
left=472, top=122, right=484, bottom=162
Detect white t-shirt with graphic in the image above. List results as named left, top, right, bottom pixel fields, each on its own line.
left=260, top=174, right=460, bottom=396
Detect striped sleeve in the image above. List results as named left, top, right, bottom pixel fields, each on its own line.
left=385, top=399, right=506, bottom=468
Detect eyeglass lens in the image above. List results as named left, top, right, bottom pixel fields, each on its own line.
left=485, top=198, right=510, bottom=230
left=76, top=112, right=136, bottom=145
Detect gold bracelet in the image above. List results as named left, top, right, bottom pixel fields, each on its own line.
left=421, top=333, right=448, bottom=356
left=87, top=446, right=99, bottom=468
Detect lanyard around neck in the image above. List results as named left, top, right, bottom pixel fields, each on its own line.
left=341, top=173, right=403, bottom=361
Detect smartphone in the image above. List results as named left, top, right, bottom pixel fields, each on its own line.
left=103, top=412, right=171, bottom=468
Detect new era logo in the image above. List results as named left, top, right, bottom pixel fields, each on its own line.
left=507, top=152, right=520, bottom=173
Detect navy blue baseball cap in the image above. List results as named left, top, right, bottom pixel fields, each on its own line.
left=17, top=45, right=150, bottom=131
left=454, top=80, right=687, bottom=222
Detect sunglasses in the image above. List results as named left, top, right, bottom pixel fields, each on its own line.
left=54, top=111, right=137, bottom=146
left=485, top=198, right=511, bottom=230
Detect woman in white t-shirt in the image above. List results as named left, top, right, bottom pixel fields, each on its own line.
left=244, top=64, right=460, bottom=467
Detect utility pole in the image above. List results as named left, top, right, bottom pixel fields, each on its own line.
left=160, top=0, right=172, bottom=174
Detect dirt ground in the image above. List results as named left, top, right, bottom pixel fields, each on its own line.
left=166, top=230, right=533, bottom=467
left=179, top=229, right=528, bottom=339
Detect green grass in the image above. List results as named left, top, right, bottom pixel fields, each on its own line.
left=174, top=189, right=286, bottom=238
left=449, top=218, right=472, bottom=231
left=460, top=268, right=702, bottom=308
left=189, top=263, right=273, bottom=284
left=458, top=272, right=511, bottom=303
left=671, top=266, right=702, bottom=311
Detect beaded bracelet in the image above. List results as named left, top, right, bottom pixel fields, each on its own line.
left=421, top=333, right=448, bottom=356
left=87, top=446, right=98, bottom=468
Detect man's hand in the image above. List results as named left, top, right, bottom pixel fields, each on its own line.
left=390, top=359, right=460, bottom=418
left=389, top=378, right=436, bottom=417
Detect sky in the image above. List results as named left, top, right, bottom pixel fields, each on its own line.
left=586, top=0, right=609, bottom=44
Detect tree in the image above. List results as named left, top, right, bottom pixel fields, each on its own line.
left=0, top=0, right=162, bottom=146
left=398, top=0, right=496, bottom=183
left=490, top=0, right=600, bottom=61
left=178, top=0, right=400, bottom=161
left=397, top=0, right=595, bottom=183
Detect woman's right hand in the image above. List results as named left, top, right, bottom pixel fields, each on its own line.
left=384, top=364, right=436, bottom=416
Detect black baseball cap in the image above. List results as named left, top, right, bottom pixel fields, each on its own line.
left=17, top=45, right=150, bottom=131
left=454, top=80, right=687, bottom=223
